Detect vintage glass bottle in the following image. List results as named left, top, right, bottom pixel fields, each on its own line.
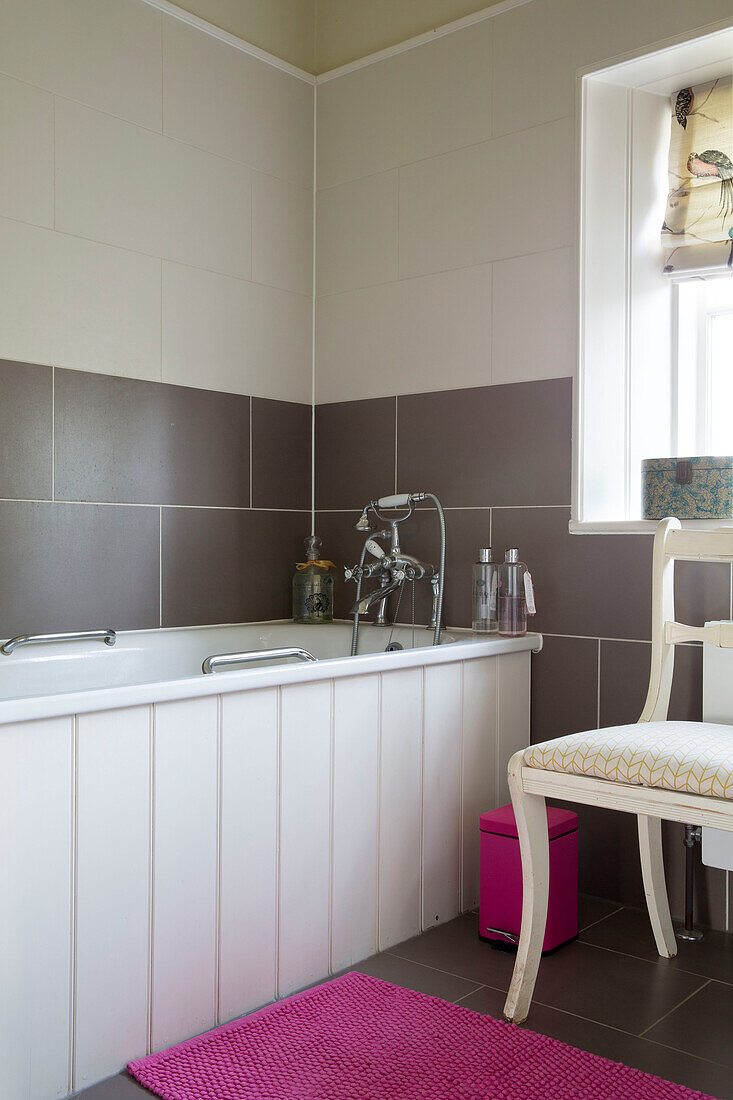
left=292, top=535, right=335, bottom=624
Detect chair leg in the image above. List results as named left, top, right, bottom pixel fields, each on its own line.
left=638, top=814, right=677, bottom=958
left=503, top=752, right=549, bottom=1024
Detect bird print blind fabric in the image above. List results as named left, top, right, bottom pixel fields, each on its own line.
left=662, top=75, right=733, bottom=272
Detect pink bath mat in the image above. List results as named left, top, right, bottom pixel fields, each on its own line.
left=128, top=971, right=718, bottom=1100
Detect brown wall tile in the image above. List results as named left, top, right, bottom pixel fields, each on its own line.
left=491, top=507, right=653, bottom=640
left=314, top=510, right=362, bottom=619
left=55, top=369, right=250, bottom=506
left=251, top=397, right=311, bottom=511
left=675, top=560, right=731, bottom=629
left=0, top=359, right=53, bottom=500
left=530, top=635, right=598, bottom=745
left=599, top=640, right=702, bottom=727
left=162, top=508, right=307, bottom=627
left=392, top=507, right=491, bottom=628
left=397, top=378, right=572, bottom=508
left=0, top=501, right=159, bottom=637
left=316, top=398, right=396, bottom=510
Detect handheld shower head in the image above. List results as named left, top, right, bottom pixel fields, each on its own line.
left=354, top=507, right=374, bottom=532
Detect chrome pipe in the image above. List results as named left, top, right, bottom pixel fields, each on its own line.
left=202, top=646, right=317, bottom=675
left=1, top=629, right=116, bottom=655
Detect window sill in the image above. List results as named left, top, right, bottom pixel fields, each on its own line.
left=570, top=519, right=733, bottom=535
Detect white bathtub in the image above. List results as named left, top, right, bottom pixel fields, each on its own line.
left=0, top=620, right=541, bottom=1099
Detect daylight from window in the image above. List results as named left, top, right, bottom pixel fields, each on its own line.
left=676, top=276, right=733, bottom=458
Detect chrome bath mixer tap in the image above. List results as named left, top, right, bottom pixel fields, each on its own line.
left=345, top=493, right=446, bottom=656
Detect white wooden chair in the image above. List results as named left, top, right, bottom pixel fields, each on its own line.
left=503, top=517, right=733, bottom=1024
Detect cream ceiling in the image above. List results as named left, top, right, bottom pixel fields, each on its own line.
left=173, top=0, right=505, bottom=74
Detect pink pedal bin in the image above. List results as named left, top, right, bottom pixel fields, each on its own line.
left=479, top=803, right=578, bottom=953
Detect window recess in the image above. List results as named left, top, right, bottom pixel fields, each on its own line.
left=574, top=27, right=733, bottom=533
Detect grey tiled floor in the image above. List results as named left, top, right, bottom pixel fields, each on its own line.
left=75, top=897, right=733, bottom=1099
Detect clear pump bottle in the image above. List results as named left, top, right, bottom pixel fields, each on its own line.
left=497, top=548, right=528, bottom=637
left=472, top=548, right=498, bottom=633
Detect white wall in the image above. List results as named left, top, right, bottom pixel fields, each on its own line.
left=0, top=0, right=314, bottom=403
left=315, top=0, right=733, bottom=404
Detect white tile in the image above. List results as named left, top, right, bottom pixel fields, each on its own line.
left=315, top=265, right=492, bottom=403
left=0, top=74, right=53, bottom=227
left=74, top=707, right=151, bottom=1088
left=492, top=0, right=733, bottom=138
left=163, top=262, right=312, bottom=402
left=55, top=98, right=252, bottom=279
left=163, top=16, right=313, bottom=187
left=252, top=172, right=313, bottom=296
left=316, top=20, right=493, bottom=189
left=0, top=0, right=162, bottom=130
left=0, top=217, right=161, bottom=379
left=0, top=718, right=73, bottom=1100
left=317, top=171, right=398, bottom=295
left=152, top=697, right=218, bottom=1051
left=492, top=247, right=576, bottom=384
left=398, top=118, right=574, bottom=279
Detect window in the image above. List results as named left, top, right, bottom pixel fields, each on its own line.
left=675, top=277, right=733, bottom=458
left=575, top=28, right=733, bottom=531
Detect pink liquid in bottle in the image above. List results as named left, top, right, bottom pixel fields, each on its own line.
left=497, top=549, right=528, bottom=637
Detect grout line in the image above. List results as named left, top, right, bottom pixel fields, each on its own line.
left=453, top=984, right=485, bottom=1004
left=394, top=396, right=398, bottom=494
left=313, top=505, right=571, bottom=513
left=159, top=12, right=164, bottom=135
left=576, top=935, right=730, bottom=987
left=638, top=977, right=711, bottom=1038
left=578, top=904, right=624, bottom=934
left=0, top=497, right=311, bottom=512
left=596, top=637, right=601, bottom=728
left=0, top=209, right=313, bottom=302
left=249, top=397, right=253, bottom=509
left=52, top=96, right=56, bottom=230
left=315, top=120, right=571, bottom=191
left=51, top=367, right=56, bottom=501
left=314, top=247, right=568, bottom=300
left=159, top=260, right=163, bottom=381
left=383, top=946, right=731, bottom=1069
left=158, top=508, right=163, bottom=628
left=311, top=84, right=317, bottom=535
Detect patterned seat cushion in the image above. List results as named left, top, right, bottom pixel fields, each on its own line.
left=525, top=721, right=733, bottom=799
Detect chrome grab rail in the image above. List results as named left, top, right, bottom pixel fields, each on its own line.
left=202, top=646, right=318, bottom=675
left=1, top=629, right=117, bottom=655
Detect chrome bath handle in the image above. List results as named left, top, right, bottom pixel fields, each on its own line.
left=1, top=629, right=116, bottom=655
left=202, top=646, right=318, bottom=675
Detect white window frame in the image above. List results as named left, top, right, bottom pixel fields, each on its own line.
left=572, top=22, right=733, bottom=535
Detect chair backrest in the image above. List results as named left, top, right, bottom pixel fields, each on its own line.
left=641, top=518, right=733, bottom=723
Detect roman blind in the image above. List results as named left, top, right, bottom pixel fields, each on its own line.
left=662, top=75, right=733, bottom=276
